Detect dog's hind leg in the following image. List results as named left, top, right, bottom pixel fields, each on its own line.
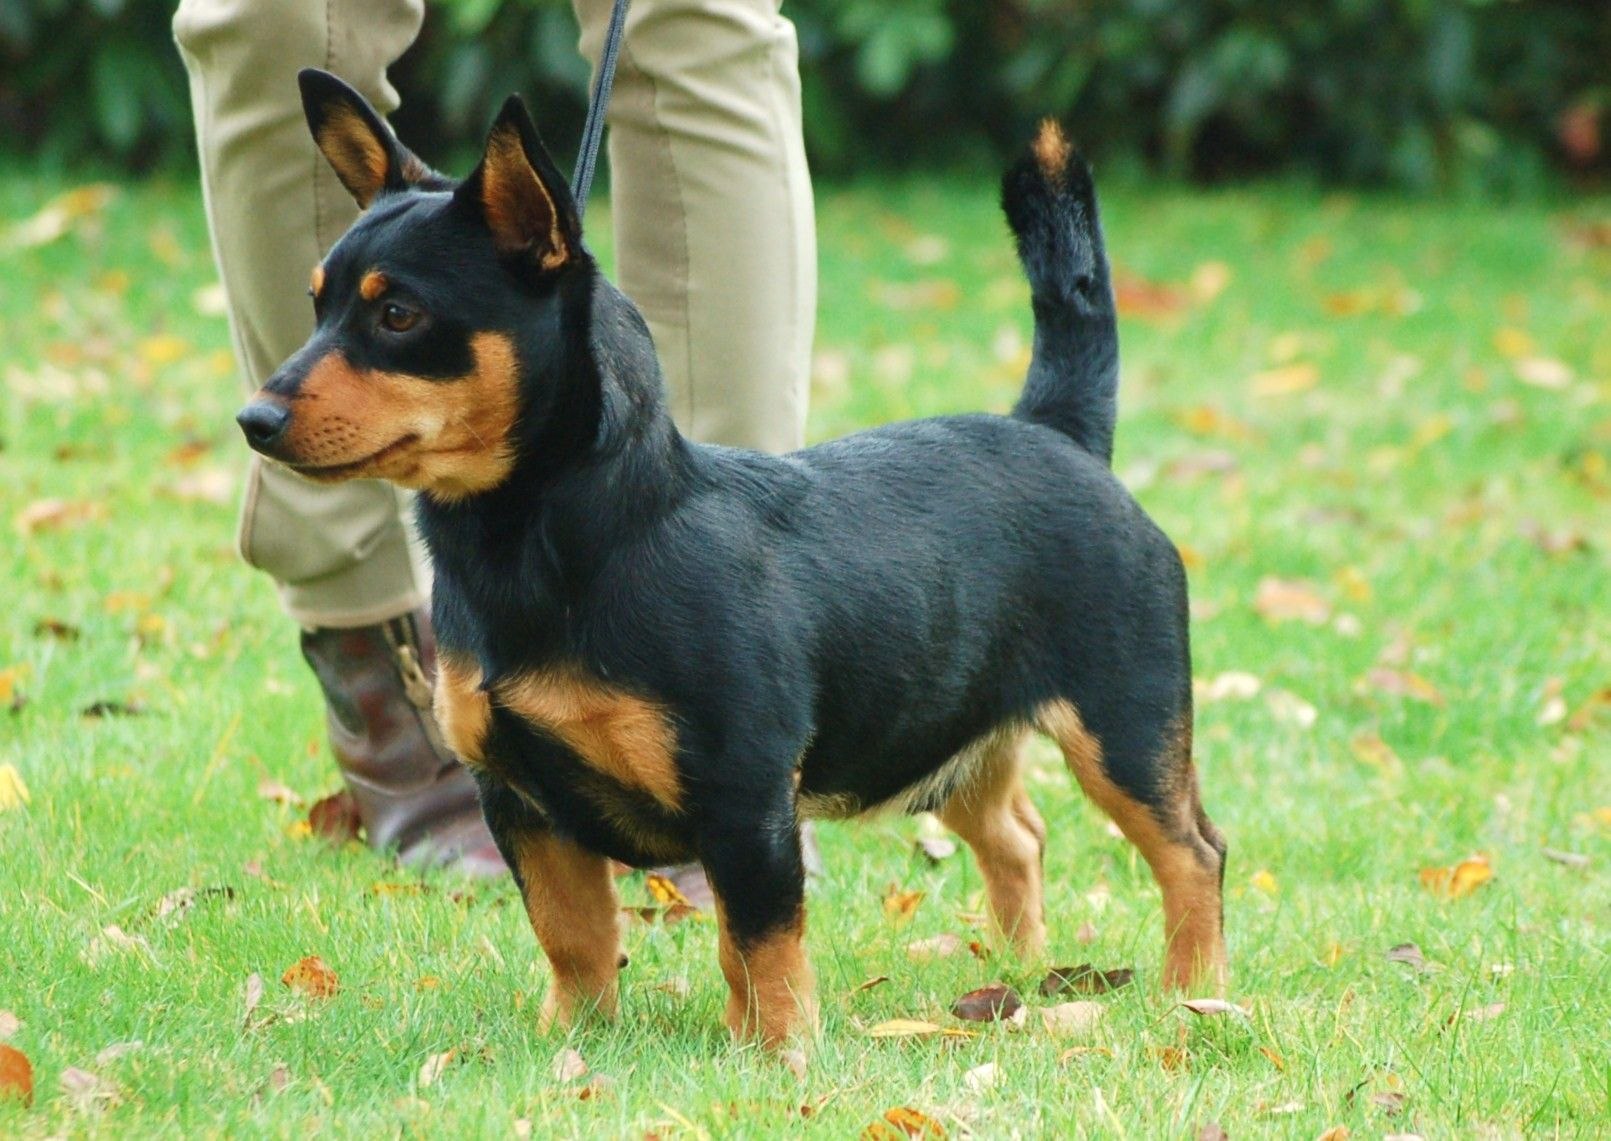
left=938, top=728, right=1048, bottom=958
left=479, top=780, right=623, bottom=1030
left=1037, top=699, right=1226, bottom=992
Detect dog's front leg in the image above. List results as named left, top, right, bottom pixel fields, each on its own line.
left=701, top=814, right=816, bottom=1048
left=479, top=779, right=623, bottom=1029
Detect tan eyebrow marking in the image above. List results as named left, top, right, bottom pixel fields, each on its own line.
left=310, top=265, right=325, bottom=298
left=359, top=270, right=388, bottom=301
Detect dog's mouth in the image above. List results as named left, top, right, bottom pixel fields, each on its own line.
left=285, top=434, right=420, bottom=480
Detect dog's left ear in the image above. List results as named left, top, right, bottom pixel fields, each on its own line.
left=456, top=95, right=580, bottom=271
left=299, top=69, right=441, bottom=209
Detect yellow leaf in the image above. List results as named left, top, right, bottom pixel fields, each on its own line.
left=1492, top=327, right=1534, bottom=358
left=863, top=1107, right=946, bottom=1139
left=1250, top=869, right=1278, bottom=895
left=1349, top=733, right=1401, bottom=772
left=138, top=335, right=189, bottom=368
left=644, top=873, right=692, bottom=907
left=0, top=765, right=31, bottom=812
left=1420, top=854, right=1493, bottom=899
left=281, top=955, right=340, bottom=999
left=1323, top=942, right=1346, bottom=967
left=1334, top=566, right=1372, bottom=603
left=1176, top=543, right=1206, bottom=572
left=0, top=667, right=24, bottom=705
left=1410, top=413, right=1452, bottom=450
left=1190, top=261, right=1231, bottom=302
left=1250, top=362, right=1319, bottom=397
left=1591, top=807, right=1611, bottom=827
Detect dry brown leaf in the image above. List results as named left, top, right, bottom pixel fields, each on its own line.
left=1152, top=1045, right=1189, bottom=1071
left=551, top=1047, right=588, bottom=1082
left=14, top=498, right=106, bottom=536
left=1254, top=577, right=1331, bottom=624
left=1363, top=668, right=1445, bottom=706
left=1038, top=963, right=1134, bottom=997
left=94, top=1041, right=143, bottom=1066
left=307, top=791, right=362, bottom=844
left=85, top=924, right=155, bottom=966
left=882, top=885, right=925, bottom=926
left=1448, top=1002, right=1506, bottom=1026
left=1196, top=1124, right=1229, bottom=1141
left=418, top=1049, right=456, bottom=1088
left=281, top=955, right=340, bottom=999
left=242, top=973, right=265, bottom=1027
left=1174, top=404, right=1256, bottom=441
left=1260, top=1046, right=1286, bottom=1070
left=950, top=982, right=1022, bottom=1022
left=1038, top=1001, right=1106, bottom=1039
left=1316, top=1127, right=1350, bottom=1141
left=8, top=184, right=116, bottom=248
left=1180, top=998, right=1250, bottom=1018
left=863, top=1106, right=947, bottom=1139
left=1115, top=274, right=1187, bottom=320
left=853, top=975, right=891, bottom=994
left=915, top=836, right=957, bottom=863
left=1566, top=687, right=1611, bottom=732
left=33, top=618, right=81, bottom=641
left=0, top=1044, right=32, bottom=1106
left=59, top=1066, right=119, bottom=1113
left=1385, top=942, right=1428, bottom=971
left=1419, top=854, right=1493, bottom=899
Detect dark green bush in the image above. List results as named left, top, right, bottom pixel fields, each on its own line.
left=2, top=0, right=1606, bottom=191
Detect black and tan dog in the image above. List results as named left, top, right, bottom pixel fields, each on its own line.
left=237, top=70, right=1227, bottom=1047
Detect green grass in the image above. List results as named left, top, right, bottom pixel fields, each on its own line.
left=2, top=169, right=1609, bottom=1138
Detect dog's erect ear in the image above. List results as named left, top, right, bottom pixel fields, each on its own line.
left=455, top=95, right=580, bottom=271
left=298, top=69, right=439, bottom=209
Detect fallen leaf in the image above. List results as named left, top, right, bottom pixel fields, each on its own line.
left=551, top=1047, right=588, bottom=1082
left=863, top=1106, right=946, bottom=1139
left=1447, top=1002, right=1506, bottom=1026
left=243, top=973, right=265, bottom=1026
left=370, top=881, right=426, bottom=897
left=1317, top=1127, right=1350, bottom=1141
left=1250, top=362, right=1320, bottom=397
left=1566, top=688, right=1611, bottom=732
left=0, top=765, right=31, bottom=812
left=1514, top=357, right=1572, bottom=389
left=1419, top=854, right=1493, bottom=899
left=1385, top=942, right=1427, bottom=971
left=307, top=791, right=362, bottom=843
left=1260, top=1046, right=1286, bottom=1070
left=1190, top=261, right=1231, bottom=302
left=853, top=975, right=891, bottom=994
left=33, top=618, right=81, bottom=641
left=915, top=836, right=957, bottom=863
left=8, top=184, right=116, bottom=248
left=1266, top=689, right=1319, bottom=730
left=1362, top=668, right=1445, bottom=706
left=163, top=467, right=235, bottom=505
left=1195, top=671, right=1261, bottom=702
left=781, top=1047, right=808, bottom=1079
left=85, top=924, right=155, bottom=967
left=0, top=1044, right=32, bottom=1106
left=94, top=1041, right=143, bottom=1066
left=1180, top=998, right=1250, bottom=1018
left=644, top=872, right=692, bottom=907
left=1152, top=1045, right=1189, bottom=1070
left=257, top=779, right=304, bottom=807
left=1254, top=577, right=1331, bottom=624
left=281, top=955, right=340, bottom=999
left=14, top=498, right=106, bottom=535
left=871, top=279, right=961, bottom=312
left=1175, top=405, right=1256, bottom=441
left=1250, top=869, right=1279, bottom=895
left=1115, top=274, right=1187, bottom=320
left=418, top=1048, right=455, bottom=1088
left=267, top=1063, right=290, bottom=1093
left=0, top=1012, right=18, bottom=1041
left=575, top=1074, right=614, bottom=1100
left=882, top=885, right=925, bottom=925
left=866, top=1019, right=972, bottom=1040
left=1038, top=964, right=1134, bottom=997
left=1038, top=1001, right=1106, bottom=1038
left=1542, top=848, right=1590, bottom=868
left=949, top=982, right=1022, bottom=1022
left=59, top=1066, right=119, bottom=1113
left=1493, top=327, right=1534, bottom=358
left=1196, top=1124, right=1229, bottom=1141
left=963, top=1061, right=998, bottom=1092
left=1350, top=733, right=1401, bottom=772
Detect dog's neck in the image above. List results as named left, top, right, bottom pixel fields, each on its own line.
left=414, top=267, right=693, bottom=664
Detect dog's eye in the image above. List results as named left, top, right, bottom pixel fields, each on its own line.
left=380, top=302, right=420, bottom=333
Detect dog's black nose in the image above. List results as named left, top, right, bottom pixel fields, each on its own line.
left=237, top=401, right=291, bottom=449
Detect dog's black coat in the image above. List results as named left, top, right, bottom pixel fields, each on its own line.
left=247, top=77, right=1207, bottom=972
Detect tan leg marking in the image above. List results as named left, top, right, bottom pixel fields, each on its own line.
left=1033, top=119, right=1072, bottom=183
left=714, top=901, right=816, bottom=1048
left=493, top=666, right=681, bottom=811
left=938, top=730, right=1047, bottom=958
left=1036, top=699, right=1226, bottom=992
left=510, top=831, right=623, bottom=1030
left=433, top=654, right=490, bottom=767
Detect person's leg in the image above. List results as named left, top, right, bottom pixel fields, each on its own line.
left=174, top=0, right=502, bottom=873
left=576, top=0, right=816, bottom=454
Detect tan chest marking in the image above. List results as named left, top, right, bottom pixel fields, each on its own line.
left=433, top=654, right=491, bottom=767
left=494, top=666, right=681, bottom=812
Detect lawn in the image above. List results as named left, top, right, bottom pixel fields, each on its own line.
left=1, top=166, right=1608, bottom=1137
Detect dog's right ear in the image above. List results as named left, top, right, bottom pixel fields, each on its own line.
left=298, top=69, right=438, bottom=209
left=454, top=94, right=581, bottom=272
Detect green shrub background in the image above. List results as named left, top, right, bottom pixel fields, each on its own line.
left=2, top=0, right=1607, bottom=190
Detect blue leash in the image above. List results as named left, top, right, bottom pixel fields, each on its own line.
left=571, top=0, right=630, bottom=218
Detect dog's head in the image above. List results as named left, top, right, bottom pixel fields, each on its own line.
left=235, top=71, right=586, bottom=502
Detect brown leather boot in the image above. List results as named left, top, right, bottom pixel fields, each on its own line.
left=300, top=608, right=507, bottom=877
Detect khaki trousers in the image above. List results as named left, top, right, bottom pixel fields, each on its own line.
left=174, top=0, right=815, bottom=627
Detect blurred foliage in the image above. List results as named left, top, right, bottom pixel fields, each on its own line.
left=1, top=0, right=1607, bottom=191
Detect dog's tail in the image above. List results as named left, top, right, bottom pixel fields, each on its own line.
left=1001, top=120, right=1119, bottom=466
